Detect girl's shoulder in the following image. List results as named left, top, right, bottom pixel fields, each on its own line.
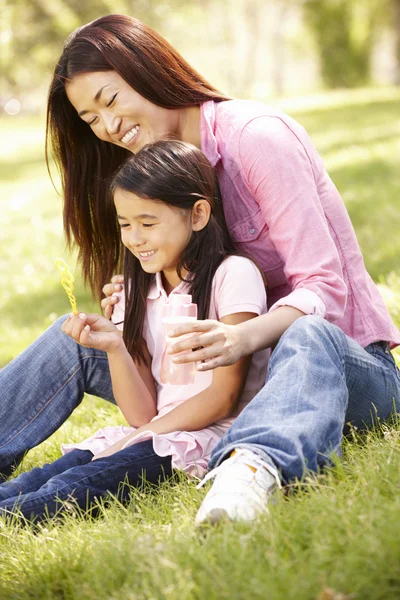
left=210, top=255, right=267, bottom=318
left=213, top=255, right=264, bottom=286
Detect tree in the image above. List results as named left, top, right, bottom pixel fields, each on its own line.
left=303, top=0, right=381, bottom=88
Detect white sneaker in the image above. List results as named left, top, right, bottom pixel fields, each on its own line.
left=195, top=448, right=281, bottom=526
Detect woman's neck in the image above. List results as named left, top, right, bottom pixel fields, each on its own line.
left=177, top=106, right=201, bottom=149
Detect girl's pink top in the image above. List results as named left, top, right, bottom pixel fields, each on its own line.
left=62, top=256, right=269, bottom=476
left=199, top=100, right=399, bottom=348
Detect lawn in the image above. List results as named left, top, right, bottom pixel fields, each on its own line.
left=0, top=88, right=400, bottom=600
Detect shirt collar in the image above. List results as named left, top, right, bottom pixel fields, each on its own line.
left=200, top=101, right=221, bottom=167
left=147, top=272, right=191, bottom=300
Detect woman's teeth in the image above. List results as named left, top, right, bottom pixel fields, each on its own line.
left=121, top=125, right=139, bottom=144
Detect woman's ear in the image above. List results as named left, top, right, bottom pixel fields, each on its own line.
left=192, top=199, right=211, bottom=232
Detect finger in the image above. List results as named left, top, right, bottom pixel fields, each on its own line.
left=100, top=296, right=118, bottom=311
left=111, top=274, right=124, bottom=284
left=102, top=282, right=123, bottom=297
left=168, top=319, right=217, bottom=338
left=169, top=331, right=220, bottom=354
left=196, top=356, right=228, bottom=371
left=172, top=345, right=223, bottom=364
left=79, top=324, right=92, bottom=347
left=103, top=304, right=113, bottom=320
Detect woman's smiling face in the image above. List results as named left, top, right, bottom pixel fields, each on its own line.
left=66, top=71, right=181, bottom=153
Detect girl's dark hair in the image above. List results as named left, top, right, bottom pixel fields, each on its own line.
left=110, top=140, right=238, bottom=363
left=46, top=13, right=230, bottom=300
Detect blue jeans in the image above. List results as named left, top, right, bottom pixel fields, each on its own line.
left=209, top=316, right=400, bottom=482
left=1, top=315, right=399, bottom=484
left=0, top=440, right=172, bottom=522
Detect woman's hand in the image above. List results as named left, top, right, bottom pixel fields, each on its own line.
left=167, top=319, right=249, bottom=371
left=101, top=274, right=124, bottom=320
left=62, top=312, right=124, bottom=354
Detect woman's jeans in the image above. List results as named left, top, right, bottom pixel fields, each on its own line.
left=209, top=316, right=400, bottom=482
left=1, top=315, right=399, bottom=485
left=0, top=440, right=172, bottom=522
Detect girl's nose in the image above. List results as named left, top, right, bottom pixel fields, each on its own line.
left=128, top=231, right=145, bottom=249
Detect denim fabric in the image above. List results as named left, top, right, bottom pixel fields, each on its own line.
left=209, top=316, right=400, bottom=482
left=0, top=440, right=172, bottom=522
left=0, top=316, right=115, bottom=477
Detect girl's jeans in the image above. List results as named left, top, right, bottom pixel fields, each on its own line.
left=0, top=440, right=172, bottom=522
left=1, top=315, right=399, bottom=484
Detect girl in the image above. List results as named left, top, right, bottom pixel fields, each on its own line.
left=0, top=140, right=268, bottom=523
left=0, top=14, right=398, bottom=524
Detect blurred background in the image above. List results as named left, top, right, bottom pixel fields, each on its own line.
left=0, top=0, right=400, bottom=365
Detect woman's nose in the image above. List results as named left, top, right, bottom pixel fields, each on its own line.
left=103, top=112, right=122, bottom=136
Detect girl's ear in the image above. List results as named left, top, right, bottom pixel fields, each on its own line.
left=191, top=199, right=211, bottom=232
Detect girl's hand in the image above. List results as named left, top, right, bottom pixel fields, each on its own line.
left=167, top=319, right=248, bottom=371
left=91, top=425, right=150, bottom=461
left=62, top=312, right=124, bottom=354
left=101, top=274, right=124, bottom=320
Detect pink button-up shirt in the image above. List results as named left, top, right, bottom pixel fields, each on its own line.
left=200, top=100, right=400, bottom=348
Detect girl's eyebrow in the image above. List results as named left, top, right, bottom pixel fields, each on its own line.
left=78, top=85, right=110, bottom=117
left=117, top=214, right=158, bottom=220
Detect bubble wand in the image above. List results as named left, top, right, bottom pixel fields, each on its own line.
left=55, top=259, right=78, bottom=315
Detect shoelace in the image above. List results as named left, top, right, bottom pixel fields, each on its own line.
left=197, top=449, right=282, bottom=490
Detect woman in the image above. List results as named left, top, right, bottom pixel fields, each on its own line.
left=1, top=14, right=399, bottom=525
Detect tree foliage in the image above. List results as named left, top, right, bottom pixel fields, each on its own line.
left=303, top=0, right=383, bottom=88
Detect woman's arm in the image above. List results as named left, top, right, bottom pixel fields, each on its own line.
left=168, top=305, right=305, bottom=370
left=62, top=313, right=157, bottom=426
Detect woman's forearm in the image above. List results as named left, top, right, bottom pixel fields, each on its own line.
left=107, top=345, right=157, bottom=426
left=239, top=306, right=305, bottom=355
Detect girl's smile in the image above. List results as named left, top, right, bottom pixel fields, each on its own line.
left=114, top=188, right=193, bottom=292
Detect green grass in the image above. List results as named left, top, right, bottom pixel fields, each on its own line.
left=1, top=88, right=400, bottom=599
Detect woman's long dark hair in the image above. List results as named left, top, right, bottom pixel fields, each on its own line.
left=109, top=140, right=238, bottom=363
left=46, top=14, right=230, bottom=300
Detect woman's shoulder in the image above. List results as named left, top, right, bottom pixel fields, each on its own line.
left=212, top=99, right=293, bottom=132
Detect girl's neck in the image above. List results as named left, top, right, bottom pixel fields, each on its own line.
left=177, top=106, right=201, bottom=149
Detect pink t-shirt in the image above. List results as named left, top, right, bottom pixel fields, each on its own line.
left=200, top=100, right=400, bottom=348
left=62, top=256, right=268, bottom=475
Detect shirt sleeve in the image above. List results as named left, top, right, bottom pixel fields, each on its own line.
left=238, top=115, right=348, bottom=321
left=213, top=256, right=267, bottom=320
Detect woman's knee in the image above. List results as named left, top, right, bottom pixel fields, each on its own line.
left=278, top=315, right=345, bottom=351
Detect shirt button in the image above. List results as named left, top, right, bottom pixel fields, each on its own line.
left=249, top=228, right=255, bottom=235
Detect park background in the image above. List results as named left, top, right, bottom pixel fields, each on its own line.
left=1, top=1, right=400, bottom=599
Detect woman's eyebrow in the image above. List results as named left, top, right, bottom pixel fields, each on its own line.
left=78, top=85, right=110, bottom=117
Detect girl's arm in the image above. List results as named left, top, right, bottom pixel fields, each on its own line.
left=62, top=313, right=157, bottom=426
left=92, top=311, right=256, bottom=460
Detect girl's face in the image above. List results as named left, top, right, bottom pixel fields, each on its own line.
left=114, top=188, right=194, bottom=292
left=66, top=71, right=181, bottom=154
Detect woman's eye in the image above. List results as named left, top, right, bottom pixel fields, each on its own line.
left=107, top=93, right=117, bottom=107
left=88, top=117, right=98, bottom=126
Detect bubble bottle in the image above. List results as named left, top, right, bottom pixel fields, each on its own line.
left=160, top=294, right=198, bottom=385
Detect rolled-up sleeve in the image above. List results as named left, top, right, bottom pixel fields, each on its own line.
left=238, top=115, right=348, bottom=322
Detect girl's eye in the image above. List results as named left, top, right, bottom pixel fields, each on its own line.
left=107, top=93, right=117, bottom=107
left=142, top=223, right=155, bottom=228
left=119, top=223, right=129, bottom=229
left=88, top=117, right=98, bottom=126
